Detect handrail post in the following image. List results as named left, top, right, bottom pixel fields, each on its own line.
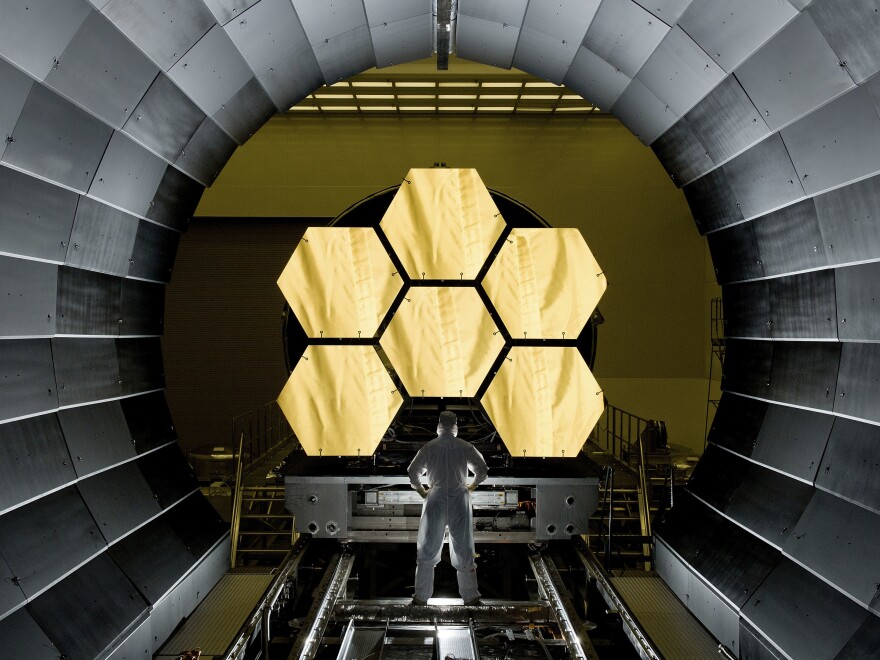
left=605, top=466, right=614, bottom=571
left=230, top=431, right=245, bottom=569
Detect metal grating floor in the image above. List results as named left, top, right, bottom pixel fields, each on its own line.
left=156, top=572, right=275, bottom=659
left=610, top=575, right=721, bottom=659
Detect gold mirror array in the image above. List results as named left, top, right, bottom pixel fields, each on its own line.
left=277, top=168, right=606, bottom=458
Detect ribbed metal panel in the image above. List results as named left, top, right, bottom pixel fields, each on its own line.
left=157, top=572, right=274, bottom=655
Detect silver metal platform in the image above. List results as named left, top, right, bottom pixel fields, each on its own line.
left=608, top=575, right=721, bottom=660
left=155, top=571, right=275, bottom=659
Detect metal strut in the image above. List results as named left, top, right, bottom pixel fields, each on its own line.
left=292, top=549, right=356, bottom=660
left=528, top=553, right=599, bottom=660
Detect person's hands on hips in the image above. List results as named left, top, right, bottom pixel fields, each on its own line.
left=417, top=485, right=429, bottom=499
left=467, top=482, right=477, bottom=492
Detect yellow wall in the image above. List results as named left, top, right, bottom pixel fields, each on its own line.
left=194, top=114, right=719, bottom=453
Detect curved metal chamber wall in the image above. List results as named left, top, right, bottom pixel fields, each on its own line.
left=1, top=0, right=879, bottom=657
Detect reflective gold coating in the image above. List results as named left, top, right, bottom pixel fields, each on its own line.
left=379, top=168, right=506, bottom=280
left=380, top=286, right=505, bottom=398
left=483, top=227, right=606, bottom=339
left=277, top=226, right=402, bottom=338
left=481, top=346, right=604, bottom=458
left=277, top=345, right=403, bottom=456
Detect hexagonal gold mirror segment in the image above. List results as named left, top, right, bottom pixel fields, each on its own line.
left=380, top=287, right=506, bottom=398
left=483, top=228, right=607, bottom=340
left=380, top=168, right=506, bottom=281
left=277, top=345, right=403, bottom=456
left=481, top=346, right=604, bottom=458
left=277, top=226, right=402, bottom=339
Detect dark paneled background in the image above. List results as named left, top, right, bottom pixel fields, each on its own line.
left=163, top=217, right=321, bottom=454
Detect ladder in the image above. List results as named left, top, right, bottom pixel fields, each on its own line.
left=231, top=485, right=294, bottom=567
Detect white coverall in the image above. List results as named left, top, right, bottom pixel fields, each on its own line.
left=408, top=429, right=488, bottom=603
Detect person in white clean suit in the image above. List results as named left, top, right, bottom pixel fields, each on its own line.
left=408, top=411, right=488, bottom=606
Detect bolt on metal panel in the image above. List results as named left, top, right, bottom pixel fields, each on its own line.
left=686, top=443, right=749, bottom=513
left=108, top=517, right=197, bottom=604
left=311, top=25, right=377, bottom=85
left=0, top=486, right=107, bottom=599
left=751, top=199, right=826, bottom=277
left=684, top=571, right=740, bottom=652
left=651, top=118, right=713, bottom=185
left=0, top=165, right=77, bottom=263
left=685, top=75, right=770, bottom=175
left=637, top=25, right=725, bottom=117
left=768, top=270, right=838, bottom=340
left=512, top=27, right=582, bottom=84
left=834, top=342, right=880, bottom=425
left=785, top=489, right=880, bottom=610
left=81, top=489, right=148, bottom=583
left=146, top=165, right=203, bottom=232
left=519, top=0, right=600, bottom=50
left=116, top=337, right=165, bottom=396
left=127, top=219, right=181, bottom=283
left=224, top=0, right=325, bottom=110
left=51, top=337, right=121, bottom=407
left=0, top=59, right=34, bottom=163
left=122, top=73, right=206, bottom=163
left=56, top=267, right=122, bottom=336
left=370, top=14, right=433, bottom=68
left=202, top=0, right=261, bottom=26
left=0, top=256, right=57, bottom=338
left=25, top=551, right=149, bottom=660
left=0, top=413, right=75, bottom=515
left=741, top=559, right=869, bottom=660
left=0, top=0, right=92, bottom=80
left=706, top=220, right=764, bottom=284
left=721, top=338, right=772, bottom=399
left=2, top=84, right=113, bottom=194
left=610, top=78, right=679, bottom=145
left=57, top=401, right=136, bottom=478
left=834, top=262, right=880, bottom=342
left=813, top=173, right=880, bottom=267
left=684, top=167, right=744, bottom=233
left=44, top=12, right=159, bottom=130
left=782, top=85, right=880, bottom=197
left=678, top=0, right=797, bottom=73
left=633, top=0, right=694, bottom=26
left=213, top=77, right=276, bottom=145
left=293, top=0, right=370, bottom=45
left=66, top=196, right=140, bottom=277
left=175, top=117, right=236, bottom=186
left=120, top=391, right=177, bottom=455
left=167, top=25, right=255, bottom=120
left=363, top=0, right=431, bottom=27
left=816, top=417, right=880, bottom=513
left=455, top=14, right=522, bottom=70
left=752, top=404, right=833, bottom=483
left=708, top=392, right=768, bottom=457
left=583, top=0, right=668, bottom=79
left=0, top=338, right=58, bottom=423
left=721, top=280, right=771, bottom=338
left=807, top=0, right=880, bottom=84
left=768, top=341, right=840, bottom=411
left=722, top=133, right=805, bottom=222
left=563, top=45, right=630, bottom=110
left=724, top=462, right=813, bottom=547
left=102, top=0, right=215, bottom=72
left=88, top=132, right=169, bottom=218
left=135, top=444, right=199, bottom=509
left=735, top=12, right=855, bottom=131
